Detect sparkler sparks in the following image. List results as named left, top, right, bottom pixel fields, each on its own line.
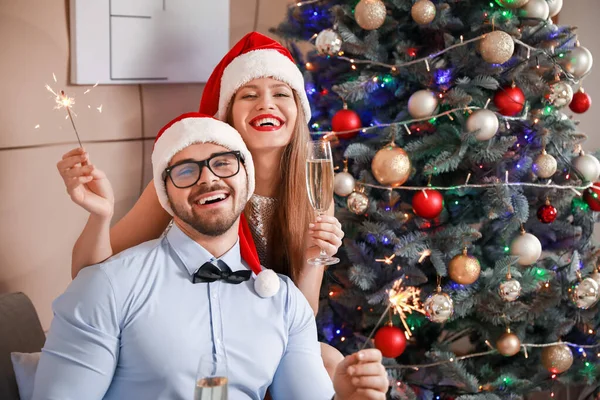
left=45, top=84, right=82, bottom=148
left=388, top=280, right=425, bottom=337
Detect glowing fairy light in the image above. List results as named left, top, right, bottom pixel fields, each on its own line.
left=388, top=279, right=425, bottom=337
left=375, top=254, right=396, bottom=264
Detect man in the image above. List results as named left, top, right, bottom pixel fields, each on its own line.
left=33, top=112, right=388, bottom=400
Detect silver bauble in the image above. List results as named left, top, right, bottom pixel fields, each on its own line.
left=411, top=0, right=436, bottom=25
left=572, top=278, right=599, bottom=309
left=547, top=0, right=563, bottom=17
left=355, top=0, right=387, bottom=30
left=347, top=191, right=370, bottom=214
left=480, top=31, right=514, bottom=64
left=495, top=0, right=529, bottom=9
left=408, top=90, right=438, bottom=119
left=546, top=81, right=573, bottom=108
left=510, top=232, right=542, bottom=265
left=334, top=172, right=356, bottom=197
left=562, top=46, right=594, bottom=79
left=533, top=151, right=557, bottom=178
left=572, top=153, right=600, bottom=182
left=519, top=0, right=549, bottom=25
left=499, top=278, right=522, bottom=302
left=466, top=109, right=499, bottom=141
left=315, top=29, right=343, bottom=55
left=424, top=292, right=454, bottom=323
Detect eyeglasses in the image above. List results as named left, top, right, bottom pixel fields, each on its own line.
left=163, top=151, right=242, bottom=189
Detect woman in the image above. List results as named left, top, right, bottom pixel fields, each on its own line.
left=57, top=32, right=345, bottom=376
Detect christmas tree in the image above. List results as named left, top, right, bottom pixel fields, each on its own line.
left=274, top=0, right=600, bottom=398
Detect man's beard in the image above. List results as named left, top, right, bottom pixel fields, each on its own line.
left=170, top=184, right=246, bottom=237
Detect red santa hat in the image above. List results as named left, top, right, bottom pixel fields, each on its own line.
left=152, top=112, right=255, bottom=217
left=199, top=32, right=311, bottom=123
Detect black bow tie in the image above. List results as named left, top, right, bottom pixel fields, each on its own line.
left=193, top=260, right=252, bottom=284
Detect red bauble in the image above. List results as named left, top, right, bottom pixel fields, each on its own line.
left=493, top=86, right=525, bottom=116
left=331, top=109, right=361, bottom=140
left=569, top=90, right=592, bottom=114
left=537, top=203, right=557, bottom=224
left=412, top=189, right=444, bottom=219
left=373, top=325, right=407, bottom=358
left=583, top=184, right=600, bottom=211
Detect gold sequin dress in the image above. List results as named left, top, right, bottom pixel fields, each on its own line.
left=246, top=194, right=278, bottom=268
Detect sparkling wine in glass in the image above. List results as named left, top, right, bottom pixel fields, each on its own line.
left=195, top=354, right=228, bottom=400
left=306, top=140, right=339, bottom=266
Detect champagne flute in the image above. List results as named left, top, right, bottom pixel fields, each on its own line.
left=195, top=354, right=228, bottom=400
left=306, top=140, right=340, bottom=266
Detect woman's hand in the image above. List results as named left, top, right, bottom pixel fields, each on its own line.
left=307, top=215, right=344, bottom=257
left=56, top=148, right=115, bottom=218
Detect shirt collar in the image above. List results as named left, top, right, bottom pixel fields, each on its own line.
left=165, top=223, right=245, bottom=277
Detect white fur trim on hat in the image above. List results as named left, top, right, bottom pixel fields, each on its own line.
left=217, top=49, right=311, bottom=123
left=152, top=117, right=255, bottom=216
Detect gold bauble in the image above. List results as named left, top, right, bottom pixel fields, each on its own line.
left=480, top=31, right=514, bottom=64
left=371, top=144, right=411, bottom=187
left=541, top=344, right=573, bottom=374
left=411, top=0, right=436, bottom=25
left=495, top=0, right=529, bottom=8
left=496, top=332, right=521, bottom=356
left=532, top=150, right=557, bottom=178
left=448, top=250, right=481, bottom=285
left=355, top=0, right=387, bottom=30
left=347, top=191, right=370, bottom=215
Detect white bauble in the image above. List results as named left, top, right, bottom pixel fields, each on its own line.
left=562, top=46, right=594, bottom=79
left=254, top=269, right=280, bottom=298
left=547, top=0, right=562, bottom=17
left=408, top=90, right=438, bottom=119
left=572, top=278, right=599, bottom=309
left=519, top=0, right=549, bottom=24
left=334, top=172, right=356, bottom=197
left=466, top=109, right=499, bottom=141
left=510, top=232, right=542, bottom=265
left=573, top=153, right=600, bottom=182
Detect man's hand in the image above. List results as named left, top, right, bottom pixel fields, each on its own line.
left=333, top=349, right=389, bottom=400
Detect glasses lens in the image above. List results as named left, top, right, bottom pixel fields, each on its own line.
left=170, top=162, right=200, bottom=188
left=209, top=153, right=239, bottom=178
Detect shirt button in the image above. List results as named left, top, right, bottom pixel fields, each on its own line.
left=212, top=292, right=218, bottom=300
left=216, top=338, right=222, bottom=345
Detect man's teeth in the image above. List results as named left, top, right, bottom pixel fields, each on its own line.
left=254, top=118, right=281, bottom=127
left=198, top=194, right=227, bottom=205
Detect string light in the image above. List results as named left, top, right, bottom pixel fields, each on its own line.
left=375, top=254, right=396, bottom=264
left=293, top=0, right=321, bottom=6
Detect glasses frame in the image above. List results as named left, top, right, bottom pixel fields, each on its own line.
left=163, top=150, right=242, bottom=189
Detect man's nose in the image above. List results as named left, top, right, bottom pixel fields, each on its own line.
left=197, top=164, right=220, bottom=185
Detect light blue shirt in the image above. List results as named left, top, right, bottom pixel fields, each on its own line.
left=33, top=224, right=335, bottom=400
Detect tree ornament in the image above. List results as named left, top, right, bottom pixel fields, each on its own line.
left=480, top=31, right=514, bottom=64
left=547, top=0, right=563, bottom=17
left=561, top=44, right=594, bottom=79
left=493, top=85, right=525, bottom=116
left=572, top=151, right=600, bottom=182
left=347, top=188, right=370, bottom=215
left=572, top=277, right=599, bottom=309
left=583, top=184, right=600, bottom=211
left=332, top=107, right=361, bottom=139
left=496, top=330, right=521, bottom=356
left=334, top=160, right=355, bottom=197
left=541, top=344, right=573, bottom=374
left=315, top=29, right=343, bottom=55
left=371, top=143, right=411, bottom=187
left=537, top=199, right=557, bottom=224
left=510, top=230, right=542, bottom=265
left=532, top=149, right=557, bottom=179
left=519, top=0, right=550, bottom=24
left=499, top=274, right=522, bottom=302
left=424, top=288, right=453, bottom=323
left=408, top=90, right=438, bottom=119
left=466, top=109, right=499, bottom=141
left=448, top=248, right=481, bottom=285
left=591, top=268, right=600, bottom=286
left=373, top=324, right=407, bottom=358
left=355, top=0, right=387, bottom=30
left=569, top=88, right=592, bottom=113
left=495, top=0, right=529, bottom=8
left=411, top=0, right=436, bottom=25
left=412, top=189, right=444, bottom=219
left=545, top=81, right=573, bottom=108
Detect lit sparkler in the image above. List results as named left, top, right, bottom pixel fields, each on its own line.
left=388, top=279, right=425, bottom=337
left=45, top=84, right=82, bottom=148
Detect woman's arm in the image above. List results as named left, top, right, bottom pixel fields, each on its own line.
left=296, top=202, right=343, bottom=315
left=71, top=181, right=171, bottom=278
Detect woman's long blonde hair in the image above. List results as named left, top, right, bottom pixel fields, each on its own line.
left=228, top=91, right=312, bottom=283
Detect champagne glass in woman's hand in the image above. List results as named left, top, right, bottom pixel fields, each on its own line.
left=195, top=354, right=228, bottom=400
left=305, top=140, right=340, bottom=266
